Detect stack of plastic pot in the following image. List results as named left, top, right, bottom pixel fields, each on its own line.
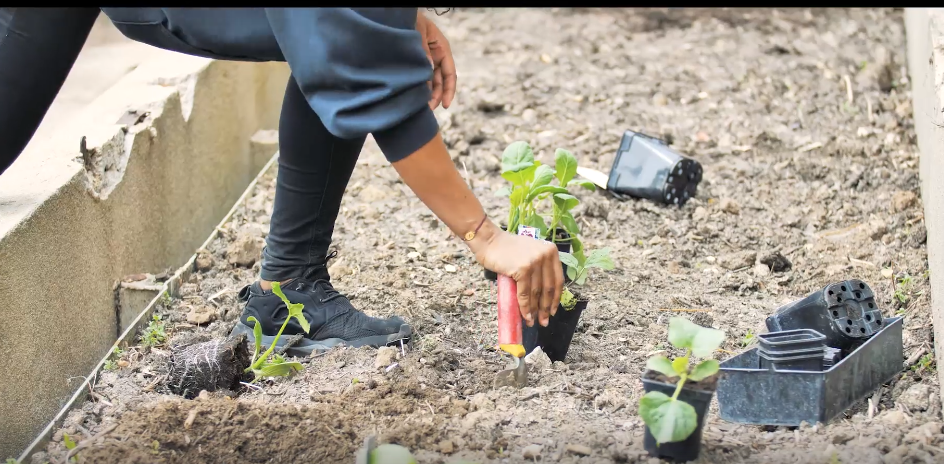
left=756, top=329, right=827, bottom=372
left=717, top=278, right=904, bottom=427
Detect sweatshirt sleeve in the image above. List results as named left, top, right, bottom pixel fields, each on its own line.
left=264, top=7, right=440, bottom=163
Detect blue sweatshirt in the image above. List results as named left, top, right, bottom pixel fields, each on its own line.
left=99, top=7, right=439, bottom=162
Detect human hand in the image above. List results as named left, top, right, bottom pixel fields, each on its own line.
left=416, top=11, right=457, bottom=110
left=472, top=223, right=564, bottom=328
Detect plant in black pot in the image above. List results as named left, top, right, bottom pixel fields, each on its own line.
left=639, top=317, right=725, bottom=462
left=485, top=142, right=595, bottom=281
left=525, top=246, right=614, bottom=362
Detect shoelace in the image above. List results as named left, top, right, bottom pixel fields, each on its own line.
left=301, top=250, right=344, bottom=304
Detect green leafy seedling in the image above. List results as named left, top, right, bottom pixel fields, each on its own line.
left=243, top=281, right=308, bottom=382
left=141, top=314, right=166, bottom=347
left=497, top=141, right=569, bottom=237
left=740, top=329, right=755, bottom=348
left=6, top=458, right=19, bottom=464
left=639, top=317, right=725, bottom=445
left=545, top=148, right=595, bottom=242
left=558, top=247, right=615, bottom=310
left=63, top=433, right=78, bottom=462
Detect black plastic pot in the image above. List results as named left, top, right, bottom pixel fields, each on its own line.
left=605, top=130, right=703, bottom=207
left=642, top=371, right=716, bottom=462
left=522, top=298, right=587, bottom=362
left=484, top=227, right=572, bottom=282
left=765, top=279, right=884, bottom=353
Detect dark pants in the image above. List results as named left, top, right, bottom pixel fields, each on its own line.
left=0, top=8, right=361, bottom=282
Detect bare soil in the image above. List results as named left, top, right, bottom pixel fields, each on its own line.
left=33, top=8, right=940, bottom=464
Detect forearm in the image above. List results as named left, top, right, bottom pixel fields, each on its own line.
left=391, top=132, right=499, bottom=256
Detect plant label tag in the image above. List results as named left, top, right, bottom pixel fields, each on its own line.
left=517, top=225, right=540, bottom=240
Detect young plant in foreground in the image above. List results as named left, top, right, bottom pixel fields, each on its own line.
left=140, top=314, right=167, bottom=347
left=558, top=247, right=615, bottom=310
left=496, top=141, right=568, bottom=236
left=545, top=148, right=595, bottom=243
left=243, top=282, right=308, bottom=382
left=640, top=317, right=725, bottom=445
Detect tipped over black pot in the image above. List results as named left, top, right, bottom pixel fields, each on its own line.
left=641, top=370, right=717, bottom=463
left=484, top=227, right=572, bottom=281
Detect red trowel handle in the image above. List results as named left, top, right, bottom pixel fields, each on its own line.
left=497, top=275, right=524, bottom=357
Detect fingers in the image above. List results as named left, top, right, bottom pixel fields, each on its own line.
left=429, top=64, right=444, bottom=110
left=435, top=39, right=457, bottom=109
left=531, top=263, right=548, bottom=327
left=515, top=271, right=535, bottom=327
left=550, top=248, right=564, bottom=317
left=541, top=250, right=558, bottom=320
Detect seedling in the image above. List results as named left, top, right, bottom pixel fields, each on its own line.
left=495, top=142, right=593, bottom=240
left=912, top=352, right=936, bottom=373
left=545, top=148, right=595, bottom=243
left=63, top=433, right=78, bottom=462
left=103, top=346, right=125, bottom=371
left=243, top=282, right=307, bottom=382
left=639, top=317, right=725, bottom=445
left=140, top=314, right=166, bottom=347
left=740, top=329, right=755, bottom=348
left=558, top=247, right=615, bottom=310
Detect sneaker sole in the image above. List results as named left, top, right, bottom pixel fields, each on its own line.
left=229, top=322, right=413, bottom=358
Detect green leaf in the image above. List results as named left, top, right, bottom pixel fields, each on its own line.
left=494, top=186, right=512, bottom=197
left=639, top=391, right=698, bottom=444
left=688, top=359, right=720, bottom=381
left=560, top=212, right=580, bottom=238
left=247, top=316, right=263, bottom=358
left=646, top=356, right=678, bottom=378
left=526, top=185, right=568, bottom=204
left=566, top=266, right=577, bottom=281
left=554, top=148, right=578, bottom=186
left=501, top=170, right=528, bottom=187
left=369, top=444, right=419, bottom=464
left=567, top=179, right=597, bottom=191
left=272, top=282, right=310, bottom=334
left=571, top=236, right=584, bottom=255
left=523, top=214, right=548, bottom=238
left=63, top=433, right=76, bottom=450
left=559, top=252, right=579, bottom=269
left=667, top=317, right=726, bottom=357
left=532, top=164, right=556, bottom=188
left=501, top=141, right=535, bottom=174
left=255, top=360, right=304, bottom=378
left=560, top=288, right=577, bottom=311
left=575, top=269, right=588, bottom=286
left=585, top=248, right=615, bottom=270
left=509, top=186, right=526, bottom=208
left=553, top=193, right=579, bottom=212
left=671, top=356, right=689, bottom=375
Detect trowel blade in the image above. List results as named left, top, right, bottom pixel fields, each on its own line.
left=576, top=166, right=609, bottom=190
left=493, top=356, right=528, bottom=388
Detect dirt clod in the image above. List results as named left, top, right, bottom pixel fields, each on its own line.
left=760, top=251, right=792, bottom=272
left=892, top=190, right=918, bottom=212
left=194, top=249, right=215, bottom=272
left=186, top=306, right=218, bottom=325
left=375, top=346, right=399, bottom=369
left=719, top=198, right=741, bottom=214
left=226, top=234, right=263, bottom=267
left=719, top=251, right=757, bottom=270
left=565, top=443, right=592, bottom=456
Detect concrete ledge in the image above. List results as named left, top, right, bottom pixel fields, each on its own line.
left=0, top=52, right=288, bottom=456
left=905, top=8, right=944, bottom=400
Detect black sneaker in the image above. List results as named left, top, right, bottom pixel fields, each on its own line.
left=229, top=274, right=412, bottom=357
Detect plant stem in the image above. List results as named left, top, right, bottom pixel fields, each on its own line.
left=246, top=316, right=291, bottom=372
left=671, top=374, right=687, bottom=400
